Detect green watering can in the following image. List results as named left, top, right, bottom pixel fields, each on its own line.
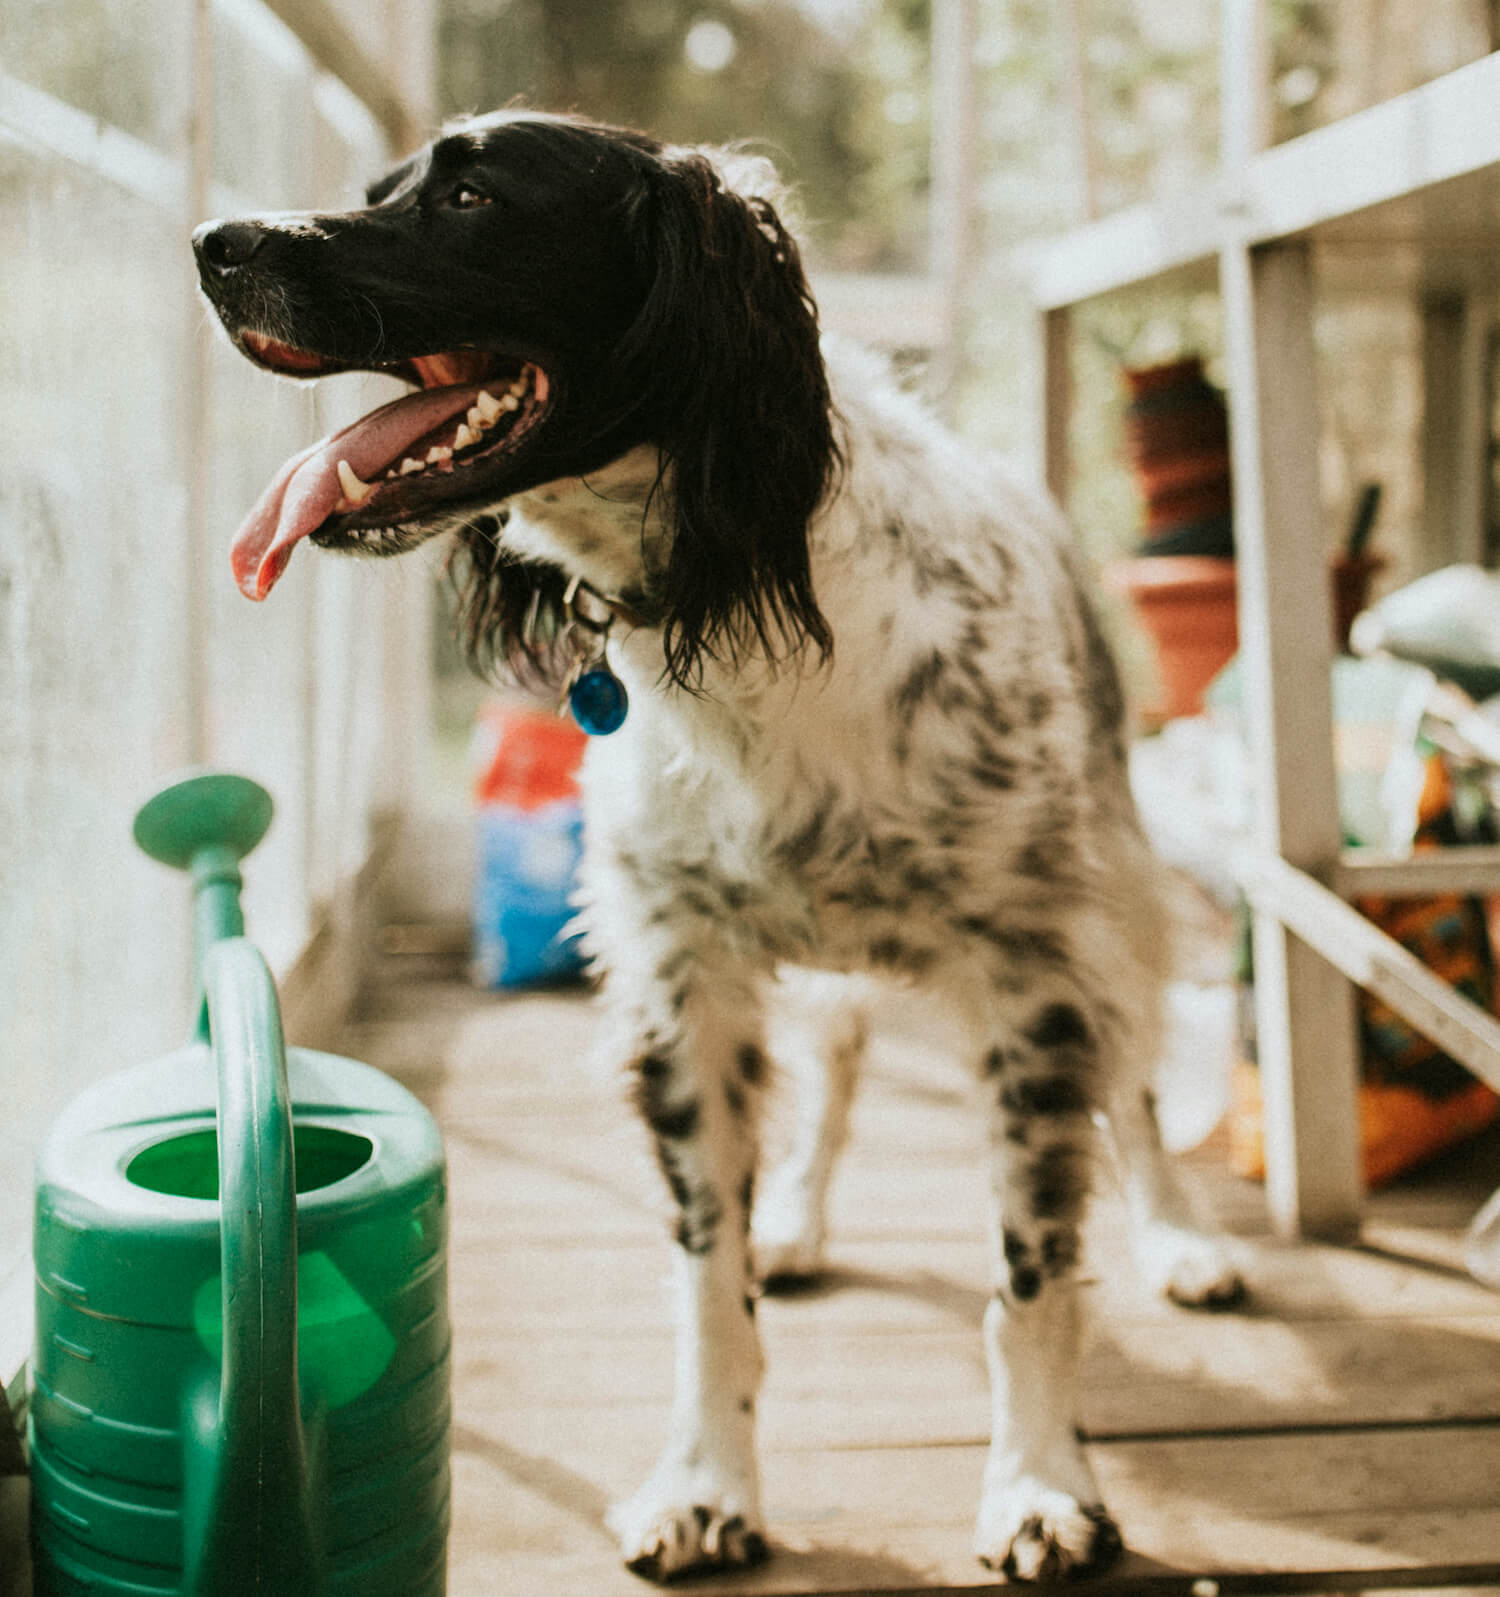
left=30, top=774, right=451, bottom=1595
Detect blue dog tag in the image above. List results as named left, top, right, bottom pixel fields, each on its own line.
left=569, top=667, right=628, bottom=735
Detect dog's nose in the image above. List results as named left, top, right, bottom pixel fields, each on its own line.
left=193, top=219, right=269, bottom=273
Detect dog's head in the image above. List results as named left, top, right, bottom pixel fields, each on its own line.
left=194, top=111, right=837, bottom=688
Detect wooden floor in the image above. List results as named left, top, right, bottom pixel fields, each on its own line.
left=342, top=963, right=1500, bottom=1597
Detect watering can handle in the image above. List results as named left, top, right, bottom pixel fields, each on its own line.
left=185, top=938, right=321, bottom=1595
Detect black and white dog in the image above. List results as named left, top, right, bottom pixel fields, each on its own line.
left=194, top=111, right=1243, bottom=1582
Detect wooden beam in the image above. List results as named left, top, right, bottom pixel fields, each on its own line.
left=1240, top=849, right=1500, bottom=1093
left=260, top=0, right=426, bottom=150
left=1222, top=237, right=1363, bottom=1240
left=1043, top=306, right=1072, bottom=505
left=1338, top=844, right=1500, bottom=897
left=1420, top=292, right=1491, bottom=570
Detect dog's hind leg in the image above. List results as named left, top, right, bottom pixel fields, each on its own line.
left=965, top=985, right=1123, bottom=1582
left=752, top=969, right=868, bottom=1286
left=1106, top=1085, right=1246, bottom=1308
left=608, top=970, right=773, bottom=1581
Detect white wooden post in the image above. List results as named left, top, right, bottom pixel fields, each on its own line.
left=1217, top=0, right=1361, bottom=1239
left=1221, top=238, right=1363, bottom=1239
left=1421, top=291, right=1492, bottom=570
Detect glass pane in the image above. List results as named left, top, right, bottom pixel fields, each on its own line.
left=437, top=0, right=933, bottom=273
left=0, top=141, right=197, bottom=1244
left=0, top=0, right=191, bottom=151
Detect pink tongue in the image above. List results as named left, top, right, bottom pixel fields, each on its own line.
left=230, top=384, right=481, bottom=599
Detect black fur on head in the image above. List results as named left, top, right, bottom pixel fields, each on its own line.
left=446, top=122, right=842, bottom=693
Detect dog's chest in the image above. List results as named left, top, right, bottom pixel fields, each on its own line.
left=582, top=693, right=1040, bottom=974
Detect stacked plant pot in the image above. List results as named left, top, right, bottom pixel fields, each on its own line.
left=1105, top=356, right=1238, bottom=722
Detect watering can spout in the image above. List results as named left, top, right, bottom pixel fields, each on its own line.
left=184, top=936, right=324, bottom=1595
left=132, top=771, right=273, bottom=1041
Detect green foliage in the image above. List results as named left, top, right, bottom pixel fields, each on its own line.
left=438, top=0, right=931, bottom=270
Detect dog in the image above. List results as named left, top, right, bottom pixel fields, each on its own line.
left=193, top=110, right=1244, bottom=1582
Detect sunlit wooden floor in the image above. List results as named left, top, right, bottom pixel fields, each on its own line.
left=342, top=962, right=1500, bottom=1597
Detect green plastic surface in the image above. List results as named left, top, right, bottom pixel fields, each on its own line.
left=30, top=774, right=450, bottom=1595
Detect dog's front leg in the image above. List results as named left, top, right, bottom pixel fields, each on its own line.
left=609, top=975, right=771, bottom=1581
left=969, top=992, right=1123, bottom=1581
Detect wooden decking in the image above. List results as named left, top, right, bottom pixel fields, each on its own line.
left=342, top=965, right=1500, bottom=1596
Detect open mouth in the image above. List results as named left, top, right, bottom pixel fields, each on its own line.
left=229, top=335, right=552, bottom=599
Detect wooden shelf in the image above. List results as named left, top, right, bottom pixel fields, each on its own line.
left=1338, top=843, right=1500, bottom=897
left=1020, top=49, right=1500, bottom=309
left=1030, top=18, right=1500, bottom=1238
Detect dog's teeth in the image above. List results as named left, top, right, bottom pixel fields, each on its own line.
left=508, top=376, right=527, bottom=397
left=426, top=445, right=452, bottom=464
left=476, top=390, right=502, bottom=422
left=453, top=422, right=478, bottom=450
left=336, top=460, right=373, bottom=503
left=500, top=393, right=520, bottom=412
left=400, top=456, right=424, bottom=475
left=467, top=405, right=487, bottom=429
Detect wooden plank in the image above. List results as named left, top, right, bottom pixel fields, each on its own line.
left=1420, top=292, right=1493, bottom=570
left=448, top=1540, right=1500, bottom=1597
left=1221, top=239, right=1363, bottom=1239
left=1017, top=194, right=1221, bottom=311
left=1083, top=1312, right=1500, bottom=1436
left=259, top=0, right=425, bottom=147
left=448, top=1221, right=1500, bottom=1338
left=1042, top=306, right=1072, bottom=505
left=444, top=1420, right=1500, bottom=1594
left=1237, top=848, right=1500, bottom=1094
left=1020, top=51, right=1500, bottom=313
left=1246, top=51, right=1500, bottom=244
left=456, top=1304, right=1500, bottom=1447
left=1338, top=844, right=1500, bottom=897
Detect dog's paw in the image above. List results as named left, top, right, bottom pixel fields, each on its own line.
left=1138, top=1223, right=1246, bottom=1309
left=751, top=1203, right=825, bottom=1288
left=752, top=1230, right=824, bottom=1288
left=975, top=1481, right=1122, bottom=1582
left=611, top=1486, right=769, bottom=1582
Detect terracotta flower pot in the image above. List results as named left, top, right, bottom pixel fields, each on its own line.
left=1108, top=551, right=1389, bottom=724
left=1106, top=555, right=1238, bottom=721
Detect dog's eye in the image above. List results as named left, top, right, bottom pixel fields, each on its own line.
left=450, top=185, right=493, bottom=210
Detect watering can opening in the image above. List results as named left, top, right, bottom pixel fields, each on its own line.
left=125, top=1125, right=375, bottom=1200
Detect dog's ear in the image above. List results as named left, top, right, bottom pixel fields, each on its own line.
left=448, top=516, right=574, bottom=692
left=618, top=151, right=839, bottom=689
